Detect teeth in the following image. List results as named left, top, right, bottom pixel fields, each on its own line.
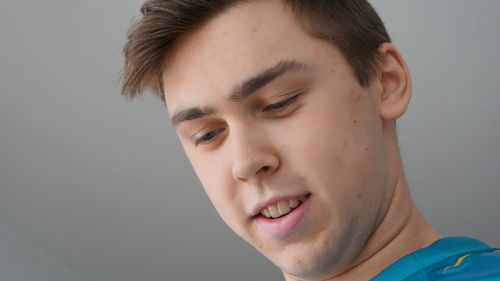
left=268, top=205, right=280, bottom=218
left=262, top=208, right=270, bottom=218
left=260, top=195, right=308, bottom=219
left=288, top=199, right=299, bottom=208
left=277, top=201, right=291, bottom=215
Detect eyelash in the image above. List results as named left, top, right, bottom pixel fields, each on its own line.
left=194, top=128, right=225, bottom=146
left=263, top=94, right=300, bottom=112
left=194, top=94, right=301, bottom=146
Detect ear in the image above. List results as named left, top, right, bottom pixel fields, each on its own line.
left=375, top=43, right=412, bottom=120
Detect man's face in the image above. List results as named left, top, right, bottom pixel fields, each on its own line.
left=163, top=0, right=393, bottom=279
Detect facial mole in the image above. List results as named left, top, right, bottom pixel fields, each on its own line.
left=353, top=120, right=358, bottom=124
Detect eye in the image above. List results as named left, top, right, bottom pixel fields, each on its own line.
left=194, top=128, right=225, bottom=146
left=263, top=94, right=300, bottom=113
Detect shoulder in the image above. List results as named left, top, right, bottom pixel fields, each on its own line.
left=372, top=237, right=500, bottom=281
left=424, top=249, right=500, bottom=281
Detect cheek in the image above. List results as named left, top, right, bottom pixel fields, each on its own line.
left=185, top=151, right=236, bottom=221
left=187, top=149, right=255, bottom=240
left=286, top=85, right=386, bottom=212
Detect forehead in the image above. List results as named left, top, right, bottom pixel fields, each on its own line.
left=161, top=0, right=334, bottom=113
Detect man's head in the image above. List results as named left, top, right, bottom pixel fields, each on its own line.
left=122, top=0, right=412, bottom=280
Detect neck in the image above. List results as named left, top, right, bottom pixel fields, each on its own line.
left=328, top=168, right=441, bottom=281
left=284, top=161, right=441, bottom=281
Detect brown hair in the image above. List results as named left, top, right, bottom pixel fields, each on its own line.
left=121, top=0, right=391, bottom=101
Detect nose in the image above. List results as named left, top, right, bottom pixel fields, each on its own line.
left=231, top=130, right=280, bottom=183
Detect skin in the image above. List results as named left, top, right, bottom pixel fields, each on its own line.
left=161, top=0, right=441, bottom=280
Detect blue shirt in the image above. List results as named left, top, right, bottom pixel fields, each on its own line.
left=371, top=237, right=500, bottom=281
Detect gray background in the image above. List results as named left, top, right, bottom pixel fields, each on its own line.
left=0, top=1, right=499, bottom=280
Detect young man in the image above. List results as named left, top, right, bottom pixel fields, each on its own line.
left=121, top=0, right=499, bottom=280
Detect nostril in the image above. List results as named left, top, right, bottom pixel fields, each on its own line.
left=237, top=177, right=248, bottom=183
left=259, top=166, right=270, bottom=173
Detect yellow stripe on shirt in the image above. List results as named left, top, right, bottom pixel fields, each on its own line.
left=443, top=254, right=471, bottom=272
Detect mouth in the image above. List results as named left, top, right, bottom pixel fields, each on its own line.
left=254, top=193, right=312, bottom=237
left=257, top=194, right=309, bottom=219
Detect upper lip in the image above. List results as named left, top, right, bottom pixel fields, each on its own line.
left=252, top=193, right=310, bottom=217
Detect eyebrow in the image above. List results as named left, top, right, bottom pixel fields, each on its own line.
left=228, top=60, right=309, bottom=101
left=170, top=106, right=216, bottom=127
left=171, top=60, right=309, bottom=127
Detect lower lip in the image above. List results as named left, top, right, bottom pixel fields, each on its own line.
left=255, top=194, right=311, bottom=238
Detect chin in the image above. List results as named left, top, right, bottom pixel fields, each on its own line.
left=270, top=242, right=348, bottom=281
left=281, top=260, right=342, bottom=281
left=272, top=227, right=366, bottom=281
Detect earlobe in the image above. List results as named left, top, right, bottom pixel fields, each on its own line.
left=376, top=43, right=412, bottom=121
